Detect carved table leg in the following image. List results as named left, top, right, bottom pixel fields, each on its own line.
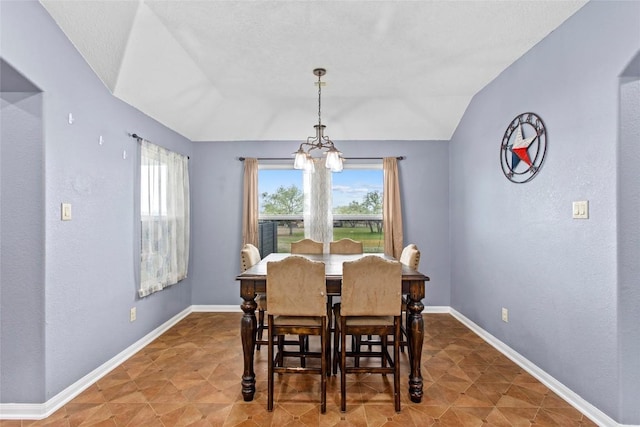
left=240, top=284, right=257, bottom=401
left=407, top=292, right=424, bottom=403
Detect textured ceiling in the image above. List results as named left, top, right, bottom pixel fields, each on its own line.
left=40, top=0, right=587, bottom=142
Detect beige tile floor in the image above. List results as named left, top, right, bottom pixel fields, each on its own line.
left=0, top=313, right=597, bottom=426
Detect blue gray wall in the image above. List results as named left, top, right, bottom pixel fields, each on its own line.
left=189, top=139, right=450, bottom=307
left=449, top=1, right=640, bottom=423
left=1, top=1, right=193, bottom=402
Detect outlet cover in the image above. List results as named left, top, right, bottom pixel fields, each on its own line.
left=501, top=307, right=509, bottom=322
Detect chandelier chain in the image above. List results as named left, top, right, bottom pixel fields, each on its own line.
left=317, top=72, right=322, bottom=127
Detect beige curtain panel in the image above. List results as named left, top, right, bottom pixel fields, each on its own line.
left=383, top=157, right=404, bottom=259
left=242, top=158, right=259, bottom=247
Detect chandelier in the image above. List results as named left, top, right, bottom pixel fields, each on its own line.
left=293, top=68, right=344, bottom=172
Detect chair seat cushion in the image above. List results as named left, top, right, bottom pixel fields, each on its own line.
left=333, top=304, right=395, bottom=326
left=273, top=315, right=323, bottom=326
left=344, top=315, right=395, bottom=326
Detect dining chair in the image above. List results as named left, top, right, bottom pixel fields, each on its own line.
left=399, top=243, right=421, bottom=352
left=329, top=238, right=363, bottom=254
left=290, top=238, right=324, bottom=254
left=266, top=255, right=329, bottom=413
left=358, top=243, right=421, bottom=354
left=240, top=243, right=267, bottom=349
left=333, top=255, right=402, bottom=412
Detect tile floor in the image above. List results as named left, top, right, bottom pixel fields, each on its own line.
left=1, top=313, right=597, bottom=426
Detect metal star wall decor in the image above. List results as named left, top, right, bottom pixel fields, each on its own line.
left=500, top=112, right=547, bottom=183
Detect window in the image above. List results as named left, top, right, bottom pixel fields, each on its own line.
left=258, top=162, right=383, bottom=253
left=332, top=165, right=383, bottom=252
left=139, top=140, right=190, bottom=297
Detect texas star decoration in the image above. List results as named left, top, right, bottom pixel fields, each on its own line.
left=510, top=123, right=537, bottom=169
left=500, top=112, right=547, bottom=184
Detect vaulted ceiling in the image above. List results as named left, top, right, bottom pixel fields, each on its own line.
left=40, top=0, right=587, bottom=142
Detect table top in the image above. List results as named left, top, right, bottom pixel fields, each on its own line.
left=236, top=252, right=429, bottom=282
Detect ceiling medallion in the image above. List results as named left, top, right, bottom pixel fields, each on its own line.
left=500, top=112, right=547, bottom=183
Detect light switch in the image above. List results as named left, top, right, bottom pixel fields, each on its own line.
left=61, top=203, right=72, bottom=221
left=572, top=201, right=588, bottom=219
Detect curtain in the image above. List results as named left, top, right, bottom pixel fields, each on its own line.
left=304, top=158, right=333, bottom=251
left=139, top=140, right=190, bottom=297
left=383, top=157, right=403, bottom=259
left=242, top=158, right=259, bottom=246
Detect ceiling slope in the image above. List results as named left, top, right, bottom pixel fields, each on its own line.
left=40, top=0, right=587, bottom=142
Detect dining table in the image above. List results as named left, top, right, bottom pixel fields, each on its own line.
left=235, top=252, right=430, bottom=403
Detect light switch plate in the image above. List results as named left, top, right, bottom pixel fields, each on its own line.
left=572, top=201, right=589, bottom=219
left=61, top=203, right=72, bottom=221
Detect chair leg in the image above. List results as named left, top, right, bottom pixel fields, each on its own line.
left=256, top=308, right=265, bottom=350
left=267, top=320, right=274, bottom=411
left=394, top=321, right=401, bottom=412
left=333, top=318, right=340, bottom=375
left=400, top=307, right=408, bottom=353
left=277, top=335, right=285, bottom=368
left=326, top=296, right=333, bottom=375
left=299, top=336, right=306, bottom=367
left=381, top=335, right=387, bottom=376
left=340, top=318, right=347, bottom=413
left=321, top=318, right=327, bottom=413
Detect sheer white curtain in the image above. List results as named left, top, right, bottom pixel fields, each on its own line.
left=140, top=140, right=190, bottom=297
left=303, top=158, right=333, bottom=251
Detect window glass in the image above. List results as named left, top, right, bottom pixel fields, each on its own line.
left=257, top=163, right=383, bottom=253
left=140, top=164, right=168, bottom=216
left=332, top=166, right=383, bottom=253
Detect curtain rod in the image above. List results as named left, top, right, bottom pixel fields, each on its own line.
left=238, top=156, right=404, bottom=161
left=129, top=133, right=144, bottom=142
left=128, top=132, right=190, bottom=159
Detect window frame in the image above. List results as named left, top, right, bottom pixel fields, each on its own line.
left=257, top=161, right=383, bottom=253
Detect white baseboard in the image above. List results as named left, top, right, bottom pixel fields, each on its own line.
left=423, top=305, right=450, bottom=314
left=1, top=305, right=634, bottom=426
left=191, top=304, right=242, bottom=312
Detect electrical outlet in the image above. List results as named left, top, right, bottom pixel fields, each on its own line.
left=501, top=307, right=509, bottom=323
left=130, top=307, right=137, bottom=322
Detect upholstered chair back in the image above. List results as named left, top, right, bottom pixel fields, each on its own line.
left=267, top=255, right=326, bottom=317
left=290, top=238, right=324, bottom=254
left=329, top=238, right=363, bottom=254
left=399, top=244, right=421, bottom=271
left=341, top=256, right=402, bottom=317
left=241, top=243, right=262, bottom=272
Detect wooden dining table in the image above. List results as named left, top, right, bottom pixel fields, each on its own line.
left=236, top=252, right=430, bottom=403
